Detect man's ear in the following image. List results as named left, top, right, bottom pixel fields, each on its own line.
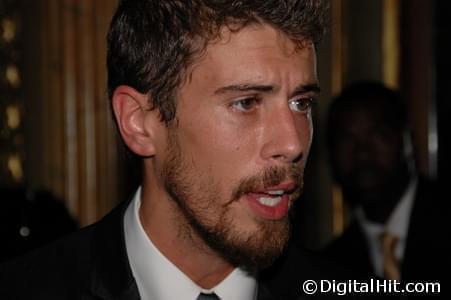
left=112, top=85, right=159, bottom=157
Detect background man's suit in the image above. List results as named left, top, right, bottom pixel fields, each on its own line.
left=321, top=178, right=449, bottom=288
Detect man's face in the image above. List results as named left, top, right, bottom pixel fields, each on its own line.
left=332, top=108, right=405, bottom=202
left=157, top=24, right=318, bottom=271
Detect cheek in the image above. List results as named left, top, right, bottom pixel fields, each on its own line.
left=299, top=116, right=313, bottom=151
left=177, top=117, right=257, bottom=185
left=336, top=156, right=352, bottom=175
left=334, top=144, right=355, bottom=174
left=376, top=148, right=403, bottom=172
left=184, top=105, right=260, bottom=156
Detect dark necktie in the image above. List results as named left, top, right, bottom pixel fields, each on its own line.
left=197, top=292, right=220, bottom=300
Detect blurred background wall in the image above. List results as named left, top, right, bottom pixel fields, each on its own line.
left=0, top=0, right=449, bottom=246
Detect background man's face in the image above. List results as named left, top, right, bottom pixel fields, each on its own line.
left=331, top=107, right=406, bottom=204
left=158, top=24, right=318, bottom=270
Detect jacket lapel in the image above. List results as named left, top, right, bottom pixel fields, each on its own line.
left=87, top=199, right=141, bottom=300
left=256, top=282, right=274, bottom=300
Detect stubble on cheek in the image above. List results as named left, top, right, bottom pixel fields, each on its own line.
left=160, top=129, right=303, bottom=272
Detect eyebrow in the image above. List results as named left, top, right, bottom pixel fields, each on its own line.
left=214, top=82, right=321, bottom=97
left=214, top=84, right=274, bottom=95
left=289, top=83, right=321, bottom=98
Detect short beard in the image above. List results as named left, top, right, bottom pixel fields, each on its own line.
left=161, top=130, right=303, bottom=273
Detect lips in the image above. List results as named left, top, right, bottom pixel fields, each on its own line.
left=243, top=183, right=298, bottom=220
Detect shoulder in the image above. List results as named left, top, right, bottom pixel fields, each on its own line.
left=0, top=225, right=94, bottom=298
left=410, top=177, right=448, bottom=230
left=259, top=242, right=361, bottom=300
left=321, top=221, right=367, bottom=258
left=0, top=200, right=130, bottom=299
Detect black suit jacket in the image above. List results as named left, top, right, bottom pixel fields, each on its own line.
left=0, top=197, right=356, bottom=300
left=0, top=199, right=139, bottom=299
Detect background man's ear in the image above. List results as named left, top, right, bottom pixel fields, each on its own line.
left=111, top=86, right=159, bottom=157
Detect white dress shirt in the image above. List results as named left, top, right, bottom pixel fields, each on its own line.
left=355, top=177, right=417, bottom=277
left=124, top=187, right=258, bottom=300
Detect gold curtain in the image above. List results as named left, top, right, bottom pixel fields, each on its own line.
left=23, top=0, right=119, bottom=226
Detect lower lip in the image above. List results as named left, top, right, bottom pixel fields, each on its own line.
left=243, top=193, right=290, bottom=220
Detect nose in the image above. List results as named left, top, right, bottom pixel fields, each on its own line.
left=260, top=105, right=310, bottom=164
left=354, top=142, right=371, bottom=162
left=352, top=136, right=375, bottom=163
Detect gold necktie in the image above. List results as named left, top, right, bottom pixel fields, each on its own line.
left=380, top=232, right=401, bottom=280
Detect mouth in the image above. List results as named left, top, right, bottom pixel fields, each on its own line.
left=256, top=190, right=285, bottom=206
left=243, top=182, right=299, bottom=220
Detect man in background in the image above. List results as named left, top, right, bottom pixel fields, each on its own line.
left=323, top=81, right=448, bottom=285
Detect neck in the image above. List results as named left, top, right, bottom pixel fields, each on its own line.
left=139, top=170, right=234, bottom=289
left=362, top=175, right=411, bottom=224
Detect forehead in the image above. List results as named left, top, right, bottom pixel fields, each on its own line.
left=213, top=23, right=308, bottom=54
left=337, top=109, right=383, bottom=131
left=335, top=100, right=400, bottom=130
left=185, top=24, right=317, bottom=88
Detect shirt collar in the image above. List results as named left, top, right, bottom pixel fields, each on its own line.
left=124, top=187, right=257, bottom=300
left=385, top=177, right=417, bottom=238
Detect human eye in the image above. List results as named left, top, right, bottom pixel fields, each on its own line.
left=288, top=96, right=315, bottom=113
left=231, top=96, right=260, bottom=112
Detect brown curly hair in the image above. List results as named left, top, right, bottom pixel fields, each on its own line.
left=107, top=0, right=328, bottom=123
